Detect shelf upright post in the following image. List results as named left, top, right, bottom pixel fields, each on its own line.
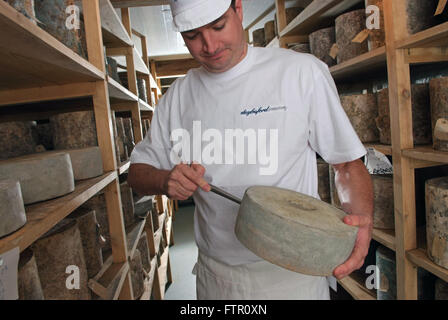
left=383, top=0, right=418, bottom=300
left=120, top=7, right=143, bottom=144
left=275, top=0, right=286, bottom=43
left=82, top=0, right=134, bottom=300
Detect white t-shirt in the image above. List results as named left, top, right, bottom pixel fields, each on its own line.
left=131, top=46, right=366, bottom=266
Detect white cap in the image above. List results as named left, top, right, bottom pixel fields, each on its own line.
left=170, top=0, right=232, bottom=32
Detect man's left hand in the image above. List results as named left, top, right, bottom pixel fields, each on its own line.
left=333, top=214, right=373, bottom=280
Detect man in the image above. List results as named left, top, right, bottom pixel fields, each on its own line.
left=128, top=0, right=373, bottom=300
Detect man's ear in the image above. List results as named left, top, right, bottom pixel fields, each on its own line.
left=235, top=0, right=243, bottom=22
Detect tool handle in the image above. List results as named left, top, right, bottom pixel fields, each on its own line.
left=209, top=184, right=242, bottom=205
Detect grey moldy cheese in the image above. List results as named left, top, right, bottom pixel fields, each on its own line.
left=122, top=118, right=135, bottom=156
left=130, top=249, right=144, bottom=299
left=121, top=181, right=136, bottom=229
left=285, top=7, right=304, bottom=24
left=137, top=232, right=151, bottom=273
left=425, top=177, right=448, bottom=270
left=0, top=121, right=37, bottom=160
left=68, top=207, right=104, bottom=279
left=365, top=0, right=385, bottom=50
left=34, top=0, right=87, bottom=59
left=5, top=0, right=36, bottom=23
left=18, top=248, right=44, bottom=300
left=50, top=111, right=98, bottom=150
left=235, top=186, right=358, bottom=276
left=376, top=85, right=432, bottom=146
left=82, top=192, right=110, bottom=251
left=335, top=9, right=368, bottom=64
left=252, top=28, right=265, bottom=47
left=435, top=278, right=448, bottom=300
left=0, top=152, right=74, bottom=205
left=309, top=27, right=336, bottom=67
left=289, top=43, right=310, bottom=54
left=32, top=219, right=91, bottom=299
left=340, top=93, right=379, bottom=143
left=0, top=180, right=27, bottom=238
left=372, top=174, right=394, bottom=229
left=42, top=147, right=103, bottom=181
left=430, top=77, right=448, bottom=152
left=405, top=0, right=445, bottom=35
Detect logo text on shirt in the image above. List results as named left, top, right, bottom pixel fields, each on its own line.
left=240, top=106, right=287, bottom=117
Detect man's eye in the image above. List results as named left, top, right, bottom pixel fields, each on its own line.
left=185, top=33, right=198, bottom=40
left=213, top=24, right=225, bottom=31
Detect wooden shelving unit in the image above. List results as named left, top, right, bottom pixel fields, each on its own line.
left=0, top=0, right=169, bottom=300
left=268, top=0, right=448, bottom=300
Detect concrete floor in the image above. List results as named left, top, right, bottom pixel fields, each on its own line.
left=164, top=203, right=197, bottom=300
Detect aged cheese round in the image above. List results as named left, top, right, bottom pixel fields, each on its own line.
left=130, top=249, right=144, bottom=299
left=0, top=180, right=27, bottom=238
left=309, top=27, right=336, bottom=67
left=335, top=9, right=368, bottom=63
left=235, top=186, right=358, bottom=276
left=252, top=28, right=265, bottom=47
left=425, top=177, right=448, bottom=270
left=18, top=248, right=44, bottom=300
left=372, top=174, right=395, bottom=229
left=340, top=93, right=379, bottom=143
left=430, top=77, right=448, bottom=152
left=0, top=121, right=37, bottom=160
left=0, top=152, right=74, bottom=204
left=32, top=219, right=91, bottom=299
left=264, top=20, right=276, bottom=44
left=435, top=278, right=448, bottom=300
left=317, top=158, right=331, bottom=204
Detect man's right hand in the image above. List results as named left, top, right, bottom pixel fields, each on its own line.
left=162, top=162, right=211, bottom=200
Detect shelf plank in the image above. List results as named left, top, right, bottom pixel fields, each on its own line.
left=331, top=47, right=387, bottom=81
left=89, top=257, right=130, bottom=300
left=407, top=248, right=448, bottom=283
left=338, top=274, right=376, bottom=300
left=396, top=21, right=448, bottom=49
left=108, top=77, right=138, bottom=103
left=364, top=143, right=393, bottom=156
left=157, top=247, right=170, bottom=299
left=139, top=99, right=154, bottom=112
left=402, top=146, right=448, bottom=165
left=0, top=171, right=117, bottom=255
left=99, top=0, right=133, bottom=48
left=280, top=0, right=362, bottom=38
left=0, top=1, right=104, bottom=90
left=165, top=216, right=172, bottom=246
left=372, top=228, right=396, bottom=251
left=126, top=219, right=147, bottom=259
left=118, top=160, right=130, bottom=175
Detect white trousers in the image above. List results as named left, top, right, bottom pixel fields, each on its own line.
left=193, top=251, right=330, bottom=300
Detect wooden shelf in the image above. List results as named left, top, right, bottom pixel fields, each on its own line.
left=99, top=0, right=133, bottom=48
left=337, top=273, right=376, bottom=300
left=89, top=256, right=130, bottom=300
left=0, top=171, right=117, bottom=255
left=108, top=77, right=138, bottom=103
left=165, top=216, right=172, bottom=246
left=0, top=1, right=104, bottom=90
left=407, top=248, right=448, bottom=283
left=266, top=37, right=280, bottom=48
left=330, top=47, right=387, bottom=81
left=280, top=0, right=362, bottom=38
left=139, top=99, right=154, bottom=112
left=396, top=21, right=448, bottom=49
left=372, top=228, right=395, bottom=251
left=364, top=143, right=393, bottom=156
left=157, top=247, right=170, bottom=299
left=402, top=146, right=448, bottom=165
left=118, top=160, right=130, bottom=175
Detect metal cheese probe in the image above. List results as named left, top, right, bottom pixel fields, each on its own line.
left=208, top=184, right=242, bottom=205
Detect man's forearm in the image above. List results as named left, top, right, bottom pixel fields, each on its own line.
left=127, top=163, right=170, bottom=196
left=333, top=159, right=374, bottom=223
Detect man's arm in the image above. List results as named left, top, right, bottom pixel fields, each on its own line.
left=332, top=158, right=374, bottom=279
left=128, top=163, right=210, bottom=200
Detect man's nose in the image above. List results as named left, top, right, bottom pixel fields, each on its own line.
left=201, top=30, right=218, bottom=55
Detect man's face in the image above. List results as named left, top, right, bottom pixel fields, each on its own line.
left=181, top=0, right=247, bottom=73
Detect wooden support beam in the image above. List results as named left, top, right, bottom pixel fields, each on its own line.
left=121, top=8, right=132, bottom=37
left=155, top=59, right=201, bottom=77
left=384, top=0, right=418, bottom=300
left=0, top=82, right=96, bottom=106
left=275, top=0, right=287, bottom=35
left=106, top=46, right=132, bottom=57
left=404, top=47, right=448, bottom=64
